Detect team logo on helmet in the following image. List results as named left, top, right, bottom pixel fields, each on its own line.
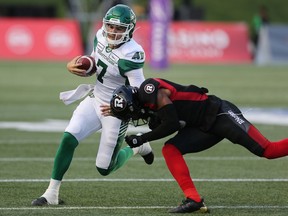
left=111, top=94, right=127, bottom=111
left=144, top=84, right=155, bottom=94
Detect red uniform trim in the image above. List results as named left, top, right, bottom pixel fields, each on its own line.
left=154, top=78, right=208, bottom=101
left=247, top=125, right=269, bottom=148
left=173, top=92, right=208, bottom=101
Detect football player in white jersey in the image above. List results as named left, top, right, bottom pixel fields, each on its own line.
left=32, top=4, right=154, bottom=206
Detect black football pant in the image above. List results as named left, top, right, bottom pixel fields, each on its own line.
left=166, top=100, right=267, bottom=157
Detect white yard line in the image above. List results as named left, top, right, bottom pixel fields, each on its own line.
left=0, top=108, right=288, bottom=133
left=0, top=156, right=287, bottom=162
left=1, top=178, right=288, bottom=183
left=0, top=120, right=150, bottom=133
left=0, top=156, right=266, bottom=162
left=1, top=205, right=288, bottom=211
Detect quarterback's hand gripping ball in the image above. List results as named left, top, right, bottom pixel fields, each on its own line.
left=75, top=55, right=97, bottom=77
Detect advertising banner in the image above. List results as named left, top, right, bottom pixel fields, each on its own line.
left=133, top=21, right=252, bottom=64
left=0, top=18, right=83, bottom=60
left=168, top=22, right=251, bottom=63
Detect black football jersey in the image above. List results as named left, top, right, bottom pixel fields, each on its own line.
left=138, top=78, right=217, bottom=128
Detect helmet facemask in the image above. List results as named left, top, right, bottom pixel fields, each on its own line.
left=102, top=21, right=134, bottom=45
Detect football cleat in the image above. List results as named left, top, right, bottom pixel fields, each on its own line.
left=138, top=142, right=154, bottom=165
left=169, top=198, right=209, bottom=213
left=31, top=197, right=48, bottom=206
left=31, top=197, right=64, bottom=206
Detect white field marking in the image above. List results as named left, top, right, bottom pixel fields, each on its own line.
left=0, top=156, right=261, bottom=162
left=0, top=108, right=288, bottom=132
left=0, top=139, right=59, bottom=144
left=1, top=205, right=288, bottom=211
left=0, top=156, right=287, bottom=162
left=1, top=178, right=288, bottom=183
left=0, top=119, right=150, bottom=133
left=241, top=107, right=288, bottom=126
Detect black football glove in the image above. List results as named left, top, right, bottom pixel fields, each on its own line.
left=125, top=135, right=144, bottom=148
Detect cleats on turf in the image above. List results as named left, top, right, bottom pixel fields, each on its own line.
left=169, top=198, right=209, bottom=213
left=31, top=197, right=48, bottom=206
left=31, top=197, right=64, bottom=206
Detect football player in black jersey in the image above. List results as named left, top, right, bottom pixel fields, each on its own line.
left=108, top=78, right=288, bottom=213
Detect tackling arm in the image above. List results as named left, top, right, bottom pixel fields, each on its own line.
left=125, top=89, right=181, bottom=147
left=141, top=104, right=181, bottom=142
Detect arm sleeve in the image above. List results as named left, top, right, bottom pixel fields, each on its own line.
left=141, top=104, right=181, bottom=142
left=125, top=68, right=145, bottom=87
left=90, top=30, right=101, bottom=57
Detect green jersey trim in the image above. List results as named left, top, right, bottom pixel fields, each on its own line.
left=118, top=59, right=144, bottom=76
left=93, top=36, right=98, bottom=52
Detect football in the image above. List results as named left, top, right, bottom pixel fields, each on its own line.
left=76, top=55, right=97, bottom=77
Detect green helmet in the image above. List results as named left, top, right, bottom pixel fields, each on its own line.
left=102, top=4, right=136, bottom=45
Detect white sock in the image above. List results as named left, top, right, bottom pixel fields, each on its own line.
left=41, top=179, right=61, bottom=204
left=47, top=179, right=61, bottom=191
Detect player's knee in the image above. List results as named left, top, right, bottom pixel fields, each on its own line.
left=61, top=132, right=79, bottom=149
left=262, top=145, right=277, bottom=159
left=245, top=142, right=267, bottom=158
left=162, top=144, right=179, bottom=157
left=96, top=166, right=111, bottom=176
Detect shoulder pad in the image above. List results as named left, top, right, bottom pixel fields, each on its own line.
left=120, top=40, right=145, bottom=63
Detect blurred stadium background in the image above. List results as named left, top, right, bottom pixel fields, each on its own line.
left=1, top=1, right=288, bottom=216
left=1, top=0, right=288, bottom=64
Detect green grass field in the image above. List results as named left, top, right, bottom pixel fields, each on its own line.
left=1, top=61, right=288, bottom=216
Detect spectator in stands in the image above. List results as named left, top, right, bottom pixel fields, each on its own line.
left=251, top=5, right=270, bottom=48
left=173, top=0, right=204, bottom=21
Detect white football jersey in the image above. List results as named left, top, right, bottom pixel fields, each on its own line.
left=91, top=29, right=145, bottom=103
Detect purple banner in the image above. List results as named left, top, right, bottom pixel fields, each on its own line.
left=149, top=0, right=172, bottom=69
